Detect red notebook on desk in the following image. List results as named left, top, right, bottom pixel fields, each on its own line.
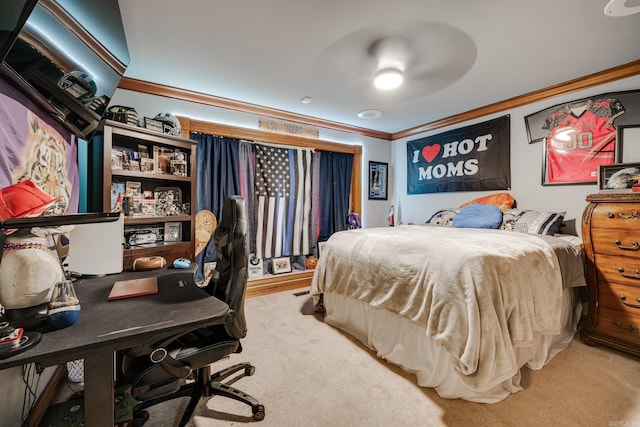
left=108, top=277, right=158, bottom=301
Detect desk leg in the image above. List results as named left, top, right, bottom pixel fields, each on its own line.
left=84, top=352, right=115, bottom=427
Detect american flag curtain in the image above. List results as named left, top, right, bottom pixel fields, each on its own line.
left=253, top=143, right=314, bottom=260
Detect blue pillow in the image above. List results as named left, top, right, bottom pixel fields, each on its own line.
left=452, top=204, right=503, bottom=229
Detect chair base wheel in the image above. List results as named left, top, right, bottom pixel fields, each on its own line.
left=133, top=409, right=150, bottom=427
left=253, top=404, right=265, bottom=421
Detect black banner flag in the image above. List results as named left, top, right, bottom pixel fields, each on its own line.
left=407, top=115, right=510, bottom=194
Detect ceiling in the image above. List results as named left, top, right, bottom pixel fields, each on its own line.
left=117, top=0, right=640, bottom=136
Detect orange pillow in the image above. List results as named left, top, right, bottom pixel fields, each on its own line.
left=459, top=193, right=515, bottom=212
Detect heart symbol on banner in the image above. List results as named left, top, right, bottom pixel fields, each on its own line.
left=422, top=144, right=441, bottom=163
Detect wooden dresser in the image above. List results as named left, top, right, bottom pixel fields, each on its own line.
left=581, top=193, right=640, bottom=357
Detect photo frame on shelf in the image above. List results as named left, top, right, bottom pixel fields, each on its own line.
left=271, top=257, right=291, bottom=274
left=125, top=181, right=141, bottom=197
left=141, top=199, right=156, bottom=217
left=171, top=159, right=187, bottom=176
left=163, top=221, right=182, bottom=242
left=111, top=150, right=123, bottom=170
left=368, top=161, right=388, bottom=200
left=598, top=162, right=640, bottom=193
left=140, top=157, right=155, bottom=173
left=154, top=187, right=182, bottom=216
left=110, top=182, right=125, bottom=212
left=138, top=144, right=149, bottom=158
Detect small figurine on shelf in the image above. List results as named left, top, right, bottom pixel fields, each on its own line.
left=388, top=204, right=395, bottom=227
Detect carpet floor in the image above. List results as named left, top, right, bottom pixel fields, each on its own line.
left=138, top=289, right=640, bottom=427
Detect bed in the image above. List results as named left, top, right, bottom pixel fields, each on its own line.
left=310, top=215, right=585, bottom=403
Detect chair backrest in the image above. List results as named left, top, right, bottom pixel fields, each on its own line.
left=205, top=196, right=249, bottom=339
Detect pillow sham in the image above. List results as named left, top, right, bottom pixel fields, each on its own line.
left=452, top=204, right=502, bottom=229
left=459, top=192, right=516, bottom=211
left=503, top=210, right=565, bottom=235
left=426, top=209, right=459, bottom=226
left=500, top=208, right=522, bottom=230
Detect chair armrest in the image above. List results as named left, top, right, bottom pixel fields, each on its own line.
left=150, top=347, right=192, bottom=378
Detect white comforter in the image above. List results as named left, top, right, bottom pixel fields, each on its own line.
left=311, top=225, right=570, bottom=391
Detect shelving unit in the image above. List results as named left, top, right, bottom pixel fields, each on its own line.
left=99, top=120, right=197, bottom=270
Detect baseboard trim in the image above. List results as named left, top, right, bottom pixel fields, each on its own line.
left=247, top=270, right=314, bottom=297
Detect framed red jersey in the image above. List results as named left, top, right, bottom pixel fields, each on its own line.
left=541, top=97, right=625, bottom=185
left=525, top=90, right=640, bottom=186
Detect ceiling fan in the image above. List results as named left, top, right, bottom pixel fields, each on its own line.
left=314, top=21, right=477, bottom=106
left=604, top=0, right=640, bottom=16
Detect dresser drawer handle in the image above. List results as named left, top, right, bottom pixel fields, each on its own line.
left=607, top=211, right=640, bottom=220
left=620, top=294, right=640, bottom=309
left=617, top=267, right=640, bottom=279
left=615, top=240, right=639, bottom=251
left=614, top=320, right=638, bottom=333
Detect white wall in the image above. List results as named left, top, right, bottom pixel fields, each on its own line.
left=112, top=74, right=640, bottom=234
left=0, top=366, right=56, bottom=427
left=110, top=89, right=394, bottom=227
left=391, top=75, right=640, bottom=234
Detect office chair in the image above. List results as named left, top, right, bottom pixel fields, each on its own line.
left=122, top=196, right=265, bottom=425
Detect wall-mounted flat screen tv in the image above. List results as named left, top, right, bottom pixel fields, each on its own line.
left=0, top=0, right=129, bottom=139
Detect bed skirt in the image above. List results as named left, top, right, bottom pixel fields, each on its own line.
left=322, top=286, right=582, bottom=403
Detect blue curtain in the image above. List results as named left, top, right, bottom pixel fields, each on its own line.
left=190, top=133, right=353, bottom=280
left=191, top=132, right=240, bottom=282
left=318, top=151, right=353, bottom=241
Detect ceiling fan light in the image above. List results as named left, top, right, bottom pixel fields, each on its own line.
left=374, top=68, right=404, bottom=90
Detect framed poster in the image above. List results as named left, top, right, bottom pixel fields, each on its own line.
left=618, top=124, right=640, bottom=162
left=369, top=161, right=388, bottom=200
left=598, top=162, right=640, bottom=193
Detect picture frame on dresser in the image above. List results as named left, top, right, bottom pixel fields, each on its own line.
left=598, top=162, right=640, bottom=193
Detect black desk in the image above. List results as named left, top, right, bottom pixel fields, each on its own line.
left=0, top=267, right=229, bottom=427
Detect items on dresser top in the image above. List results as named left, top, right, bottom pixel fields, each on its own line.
left=581, top=193, right=640, bottom=357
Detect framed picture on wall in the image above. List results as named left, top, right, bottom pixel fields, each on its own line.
left=368, top=161, right=388, bottom=200
left=617, top=124, right=640, bottom=162
left=598, top=162, right=640, bottom=193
